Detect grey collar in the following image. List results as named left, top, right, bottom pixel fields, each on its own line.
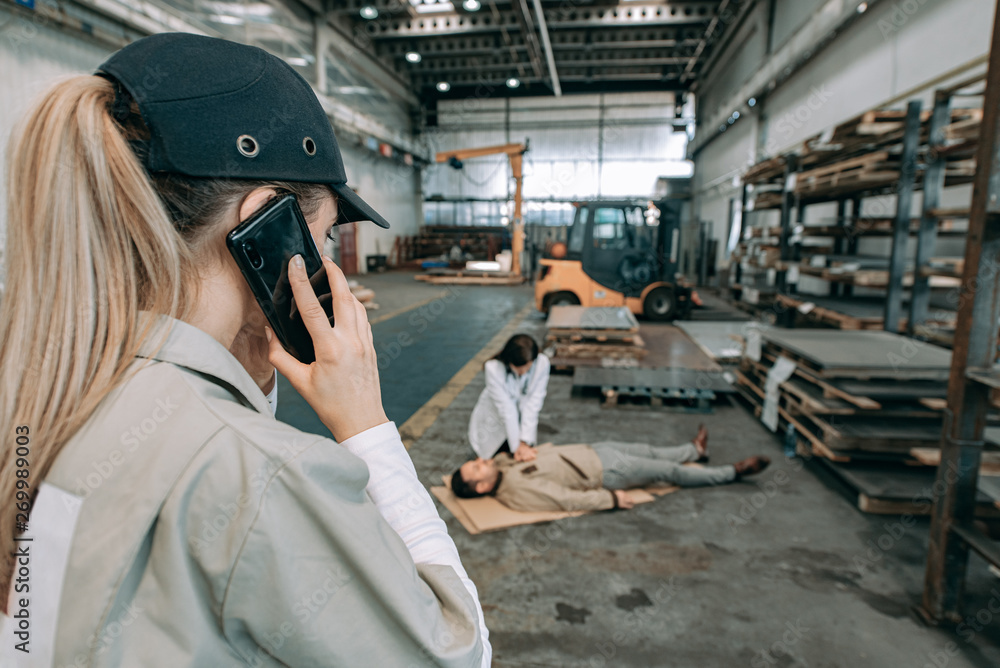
left=135, top=311, right=272, bottom=417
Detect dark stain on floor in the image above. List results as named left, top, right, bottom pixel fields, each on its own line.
left=555, top=602, right=591, bottom=625
left=616, top=588, right=654, bottom=612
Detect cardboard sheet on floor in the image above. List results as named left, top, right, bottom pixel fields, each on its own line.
left=432, top=475, right=680, bottom=535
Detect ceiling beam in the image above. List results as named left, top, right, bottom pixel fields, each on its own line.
left=530, top=0, right=562, bottom=95
left=679, top=0, right=731, bottom=82
left=365, top=4, right=714, bottom=39
left=513, top=0, right=546, bottom=78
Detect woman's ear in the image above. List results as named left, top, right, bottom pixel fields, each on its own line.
left=237, top=187, right=279, bottom=224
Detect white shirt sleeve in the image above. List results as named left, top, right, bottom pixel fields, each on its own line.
left=264, top=369, right=278, bottom=416
left=518, top=355, right=550, bottom=446
left=339, top=421, right=492, bottom=668
left=484, top=361, right=522, bottom=451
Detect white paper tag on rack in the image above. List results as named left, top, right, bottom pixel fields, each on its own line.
left=762, top=356, right=797, bottom=432
left=797, top=301, right=816, bottom=314
left=819, top=126, right=835, bottom=144
left=742, top=287, right=760, bottom=304
left=785, top=173, right=798, bottom=191
left=787, top=265, right=800, bottom=283
left=766, top=268, right=777, bottom=286
left=745, top=329, right=762, bottom=362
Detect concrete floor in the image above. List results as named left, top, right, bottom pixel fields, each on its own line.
left=280, top=271, right=1000, bottom=668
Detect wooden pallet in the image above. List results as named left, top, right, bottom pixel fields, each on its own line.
left=549, top=342, right=648, bottom=361
left=775, top=294, right=884, bottom=331
left=415, top=271, right=524, bottom=285
left=546, top=330, right=642, bottom=344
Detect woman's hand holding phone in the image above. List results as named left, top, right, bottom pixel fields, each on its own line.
left=265, top=254, right=389, bottom=442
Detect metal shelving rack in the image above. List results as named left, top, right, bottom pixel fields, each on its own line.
left=734, top=87, right=983, bottom=339
left=921, top=0, right=1000, bottom=623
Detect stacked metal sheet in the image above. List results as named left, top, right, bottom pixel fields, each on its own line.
left=734, top=329, right=999, bottom=517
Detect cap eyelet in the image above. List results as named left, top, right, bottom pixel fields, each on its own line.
left=237, top=135, right=259, bottom=158
left=303, top=137, right=317, bottom=156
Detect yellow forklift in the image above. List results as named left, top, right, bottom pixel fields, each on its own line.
left=535, top=199, right=697, bottom=321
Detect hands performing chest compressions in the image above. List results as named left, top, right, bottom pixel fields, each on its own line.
left=458, top=338, right=771, bottom=513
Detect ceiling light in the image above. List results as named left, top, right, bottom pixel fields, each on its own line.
left=210, top=14, right=244, bottom=25
left=732, top=110, right=740, bottom=120
left=728, top=116, right=735, bottom=124
left=506, top=77, right=520, bottom=88
left=405, top=51, right=422, bottom=63
left=413, top=1, right=455, bottom=14
left=856, top=2, right=868, bottom=12
left=748, top=97, right=757, bottom=107
left=360, top=5, right=378, bottom=19
left=463, top=0, right=481, bottom=10
left=436, top=81, right=451, bottom=92
left=719, top=124, right=727, bottom=133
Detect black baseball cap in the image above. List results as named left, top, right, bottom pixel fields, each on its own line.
left=96, top=32, right=390, bottom=229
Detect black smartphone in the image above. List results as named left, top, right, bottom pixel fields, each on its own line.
left=226, top=193, right=333, bottom=364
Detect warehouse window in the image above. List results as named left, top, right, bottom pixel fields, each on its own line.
left=592, top=208, right=631, bottom=250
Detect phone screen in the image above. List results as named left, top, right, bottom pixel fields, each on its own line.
left=226, top=194, right=332, bottom=364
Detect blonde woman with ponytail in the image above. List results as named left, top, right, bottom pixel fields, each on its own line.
left=0, top=34, right=489, bottom=667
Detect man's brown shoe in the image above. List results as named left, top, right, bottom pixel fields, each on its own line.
left=733, top=456, right=770, bottom=479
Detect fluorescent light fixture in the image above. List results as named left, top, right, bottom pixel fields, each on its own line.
left=405, top=51, right=422, bottom=63
left=506, top=77, right=520, bottom=88
left=436, top=81, right=451, bottom=92
left=463, top=0, right=481, bottom=10
left=206, top=2, right=272, bottom=17
left=210, top=14, right=244, bottom=25
left=748, top=97, right=757, bottom=107
left=286, top=56, right=310, bottom=67
left=857, top=2, right=868, bottom=12
left=412, top=1, right=456, bottom=14
left=360, top=5, right=378, bottom=19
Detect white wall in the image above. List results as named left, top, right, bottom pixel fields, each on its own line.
left=424, top=92, right=692, bottom=204
left=0, top=5, right=422, bottom=277
left=693, top=0, right=995, bottom=276
left=0, top=5, right=113, bottom=269
left=340, top=142, right=422, bottom=270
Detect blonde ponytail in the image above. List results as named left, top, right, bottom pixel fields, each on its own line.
left=0, top=76, right=196, bottom=600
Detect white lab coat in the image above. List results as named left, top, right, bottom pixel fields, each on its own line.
left=469, top=354, right=551, bottom=459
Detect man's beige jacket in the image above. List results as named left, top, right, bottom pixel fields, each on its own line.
left=33, top=315, right=483, bottom=667
left=493, top=444, right=616, bottom=512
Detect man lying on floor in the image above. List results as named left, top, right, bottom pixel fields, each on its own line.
left=450, top=426, right=770, bottom=511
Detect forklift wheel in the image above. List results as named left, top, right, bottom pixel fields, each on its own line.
left=643, top=287, right=677, bottom=321
left=545, top=291, right=581, bottom=311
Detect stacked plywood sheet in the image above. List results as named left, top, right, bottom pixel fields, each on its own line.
left=734, top=329, right=1000, bottom=516
left=545, top=306, right=646, bottom=369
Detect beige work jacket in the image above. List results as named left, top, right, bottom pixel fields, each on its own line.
left=28, top=314, right=483, bottom=667
left=493, top=444, right=616, bottom=512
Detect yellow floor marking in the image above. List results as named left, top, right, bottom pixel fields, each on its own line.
left=399, top=301, right=535, bottom=449
left=368, top=289, right=450, bottom=325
